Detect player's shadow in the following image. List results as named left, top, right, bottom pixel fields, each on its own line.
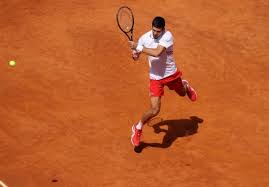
left=134, top=116, right=203, bottom=153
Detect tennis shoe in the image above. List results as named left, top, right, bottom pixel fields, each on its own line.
left=131, top=125, right=142, bottom=147
left=182, top=80, right=197, bottom=102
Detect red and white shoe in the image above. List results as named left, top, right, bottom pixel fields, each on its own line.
left=131, top=125, right=142, bottom=147
left=182, top=80, right=197, bottom=102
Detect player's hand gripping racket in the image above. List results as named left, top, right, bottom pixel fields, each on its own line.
left=116, top=6, right=134, bottom=41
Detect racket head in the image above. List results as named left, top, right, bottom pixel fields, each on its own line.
left=116, top=6, right=134, bottom=40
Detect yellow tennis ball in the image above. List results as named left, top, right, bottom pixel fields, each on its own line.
left=9, top=60, right=16, bottom=66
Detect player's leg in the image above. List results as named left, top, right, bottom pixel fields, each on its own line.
left=167, top=76, right=186, bottom=96
left=174, top=82, right=187, bottom=96
left=168, top=76, right=197, bottom=101
left=141, top=96, right=161, bottom=124
left=131, top=96, right=161, bottom=147
left=131, top=78, right=163, bottom=147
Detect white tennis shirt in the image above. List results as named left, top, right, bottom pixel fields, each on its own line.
left=137, top=30, right=177, bottom=80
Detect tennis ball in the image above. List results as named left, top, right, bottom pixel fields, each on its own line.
left=8, top=60, right=16, bottom=67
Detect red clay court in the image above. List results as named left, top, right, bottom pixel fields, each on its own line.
left=0, top=0, right=269, bottom=186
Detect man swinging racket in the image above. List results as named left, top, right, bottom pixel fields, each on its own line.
left=128, top=16, right=197, bottom=147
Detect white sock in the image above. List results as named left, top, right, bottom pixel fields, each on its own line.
left=136, top=121, right=143, bottom=130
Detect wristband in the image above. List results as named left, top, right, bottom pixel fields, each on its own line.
left=136, top=45, right=143, bottom=52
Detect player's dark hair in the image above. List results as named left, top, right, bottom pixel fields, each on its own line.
left=152, top=16, right=165, bottom=29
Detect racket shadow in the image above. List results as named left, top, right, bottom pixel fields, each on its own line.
left=134, top=116, right=203, bottom=153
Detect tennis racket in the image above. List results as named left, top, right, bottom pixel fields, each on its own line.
left=116, top=6, right=134, bottom=41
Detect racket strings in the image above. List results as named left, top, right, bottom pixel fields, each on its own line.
left=118, top=9, right=133, bottom=32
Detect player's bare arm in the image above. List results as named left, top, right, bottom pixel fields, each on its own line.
left=129, top=41, right=166, bottom=57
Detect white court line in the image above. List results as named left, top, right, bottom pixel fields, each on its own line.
left=0, top=181, right=8, bottom=187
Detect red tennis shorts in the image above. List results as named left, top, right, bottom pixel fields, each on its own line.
left=150, top=70, right=183, bottom=97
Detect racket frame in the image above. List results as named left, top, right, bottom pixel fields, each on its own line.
left=116, top=6, right=134, bottom=41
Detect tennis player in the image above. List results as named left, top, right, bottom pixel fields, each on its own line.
left=128, top=16, right=198, bottom=147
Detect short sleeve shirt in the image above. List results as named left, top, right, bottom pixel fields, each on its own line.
left=138, top=30, right=177, bottom=80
